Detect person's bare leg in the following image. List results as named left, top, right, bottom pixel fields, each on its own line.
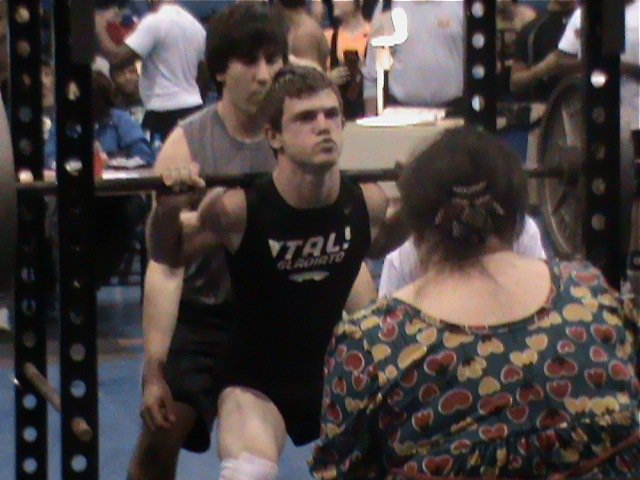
left=216, top=386, right=286, bottom=479
left=127, top=401, right=198, bottom=480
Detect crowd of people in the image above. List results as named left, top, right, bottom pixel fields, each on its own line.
left=1, top=0, right=639, bottom=478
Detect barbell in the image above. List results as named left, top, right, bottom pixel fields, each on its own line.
left=0, top=85, right=632, bottom=300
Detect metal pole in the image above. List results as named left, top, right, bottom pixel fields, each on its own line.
left=53, top=0, right=99, bottom=477
left=582, top=0, right=623, bottom=287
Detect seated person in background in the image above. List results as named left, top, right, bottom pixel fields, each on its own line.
left=92, top=70, right=154, bottom=166
left=509, top=0, right=577, bottom=100
left=93, top=70, right=152, bottom=285
left=110, top=59, right=145, bottom=123
left=324, top=0, right=370, bottom=119
left=379, top=214, right=547, bottom=297
left=310, top=126, right=640, bottom=479
left=44, top=71, right=154, bottom=169
left=362, top=0, right=464, bottom=116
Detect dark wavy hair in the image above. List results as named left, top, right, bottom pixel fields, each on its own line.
left=262, top=65, right=342, bottom=132
left=206, top=3, right=288, bottom=95
left=398, top=126, right=528, bottom=271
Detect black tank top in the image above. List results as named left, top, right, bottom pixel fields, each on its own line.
left=225, top=175, right=371, bottom=379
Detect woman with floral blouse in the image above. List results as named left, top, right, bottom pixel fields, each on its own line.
left=310, top=127, right=640, bottom=479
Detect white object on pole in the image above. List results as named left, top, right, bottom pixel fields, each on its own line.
left=371, top=7, right=409, bottom=116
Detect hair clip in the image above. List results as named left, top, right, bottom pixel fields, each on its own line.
left=452, top=180, right=487, bottom=196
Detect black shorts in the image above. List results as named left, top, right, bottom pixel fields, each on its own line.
left=211, top=358, right=325, bottom=447
left=142, top=106, right=201, bottom=142
left=164, top=300, right=232, bottom=453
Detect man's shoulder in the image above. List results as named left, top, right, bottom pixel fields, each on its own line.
left=179, top=104, right=218, bottom=128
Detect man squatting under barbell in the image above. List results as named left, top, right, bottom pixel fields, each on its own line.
left=144, top=64, right=393, bottom=480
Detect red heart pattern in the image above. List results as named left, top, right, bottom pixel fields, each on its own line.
left=589, top=345, right=609, bottom=362
left=411, top=408, right=434, bottom=431
left=507, top=404, right=529, bottom=423
left=344, top=351, right=365, bottom=372
left=479, top=423, right=508, bottom=441
left=500, top=364, right=523, bottom=383
left=422, top=456, right=453, bottom=476
left=419, top=383, right=439, bottom=403
left=424, top=351, right=457, bottom=376
left=544, top=357, right=578, bottom=377
left=566, top=326, right=588, bottom=343
left=439, top=389, right=473, bottom=415
left=314, top=261, right=637, bottom=479
left=517, top=383, right=544, bottom=404
left=478, top=392, right=512, bottom=415
left=547, top=379, right=572, bottom=400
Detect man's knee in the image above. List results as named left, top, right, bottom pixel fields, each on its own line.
left=217, top=387, right=287, bottom=461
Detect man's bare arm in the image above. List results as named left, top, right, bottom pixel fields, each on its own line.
left=344, top=262, right=377, bottom=314
left=147, top=127, right=207, bottom=268
left=142, top=261, right=184, bottom=382
left=510, top=50, right=581, bottom=95
left=361, top=183, right=410, bottom=259
left=197, top=188, right=248, bottom=254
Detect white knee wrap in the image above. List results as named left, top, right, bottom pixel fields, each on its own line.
left=218, top=453, right=278, bottom=480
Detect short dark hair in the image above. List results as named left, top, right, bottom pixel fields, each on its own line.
left=109, top=58, right=137, bottom=78
left=92, top=71, right=115, bottom=122
left=398, top=126, right=527, bottom=271
left=262, top=65, right=342, bottom=132
left=206, top=3, right=288, bottom=95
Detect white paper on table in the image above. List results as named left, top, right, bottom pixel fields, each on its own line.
left=355, top=107, right=446, bottom=127
left=105, top=156, right=147, bottom=169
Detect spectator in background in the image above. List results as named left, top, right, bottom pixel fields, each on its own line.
left=92, top=70, right=152, bottom=285
left=310, top=126, right=640, bottom=479
left=379, top=214, right=547, bottom=297
left=43, top=69, right=153, bottom=290
left=557, top=0, right=640, bottom=133
left=97, top=0, right=207, bottom=142
left=362, top=0, right=464, bottom=115
left=510, top=0, right=577, bottom=100
left=109, top=59, right=144, bottom=123
left=45, top=71, right=154, bottom=168
left=92, top=71, right=154, bottom=166
left=509, top=0, right=578, bottom=169
left=274, top=0, right=330, bottom=70
left=496, top=0, right=538, bottom=95
left=324, top=0, right=370, bottom=119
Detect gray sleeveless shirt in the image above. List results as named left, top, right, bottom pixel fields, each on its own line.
left=178, top=104, right=275, bottom=305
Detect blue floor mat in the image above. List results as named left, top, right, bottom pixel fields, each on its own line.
left=1, top=285, right=315, bottom=479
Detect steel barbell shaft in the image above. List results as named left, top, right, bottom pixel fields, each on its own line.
left=16, top=168, right=401, bottom=195
left=15, top=165, right=570, bottom=195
